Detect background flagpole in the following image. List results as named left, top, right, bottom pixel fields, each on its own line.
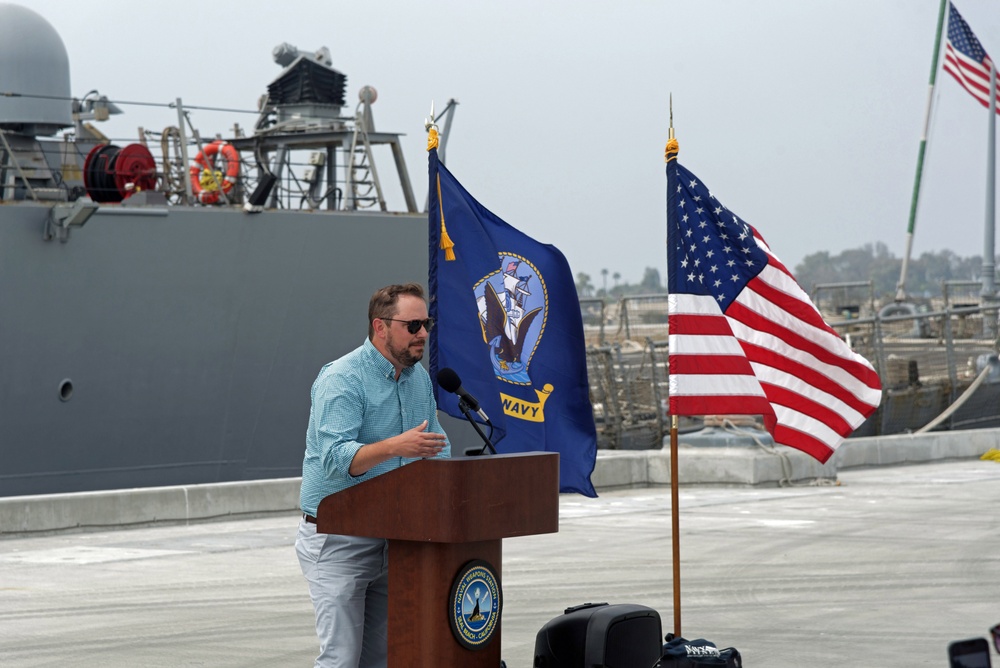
left=982, top=60, right=997, bottom=337
left=897, top=0, right=949, bottom=301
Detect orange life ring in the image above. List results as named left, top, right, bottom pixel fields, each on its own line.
left=189, top=140, right=240, bottom=204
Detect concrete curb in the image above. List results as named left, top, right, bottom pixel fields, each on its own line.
left=0, top=478, right=302, bottom=535
left=2, top=429, right=995, bottom=535
left=592, top=427, right=998, bottom=489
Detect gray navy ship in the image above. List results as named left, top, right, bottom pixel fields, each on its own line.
left=6, top=4, right=994, bottom=499
left=0, top=3, right=434, bottom=496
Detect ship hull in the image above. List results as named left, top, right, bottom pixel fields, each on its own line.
left=2, top=202, right=428, bottom=496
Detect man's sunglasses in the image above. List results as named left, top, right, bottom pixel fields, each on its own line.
left=383, top=318, right=435, bottom=334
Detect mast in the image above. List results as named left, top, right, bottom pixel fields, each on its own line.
left=896, top=0, right=949, bottom=302
left=982, top=61, right=997, bottom=336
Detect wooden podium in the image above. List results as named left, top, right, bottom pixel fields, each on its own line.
left=317, top=451, right=559, bottom=667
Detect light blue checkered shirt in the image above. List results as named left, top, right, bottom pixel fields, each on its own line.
left=299, top=338, right=450, bottom=516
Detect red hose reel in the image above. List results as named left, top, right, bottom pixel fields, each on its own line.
left=83, top=143, right=158, bottom=203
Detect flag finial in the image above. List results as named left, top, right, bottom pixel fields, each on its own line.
left=425, top=100, right=439, bottom=151
left=665, top=94, right=679, bottom=163
left=669, top=93, right=675, bottom=140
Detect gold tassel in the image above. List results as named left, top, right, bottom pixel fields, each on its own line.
left=427, top=127, right=454, bottom=260
left=436, top=175, right=455, bottom=261
left=665, top=137, right=680, bottom=163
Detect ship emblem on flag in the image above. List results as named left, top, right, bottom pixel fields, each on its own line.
left=475, top=253, right=546, bottom=385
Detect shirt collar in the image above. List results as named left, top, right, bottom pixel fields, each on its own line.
left=362, top=338, right=416, bottom=381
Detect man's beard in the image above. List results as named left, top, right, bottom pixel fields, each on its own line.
left=386, top=337, right=423, bottom=368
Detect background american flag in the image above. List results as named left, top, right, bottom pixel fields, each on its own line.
left=943, top=1, right=999, bottom=113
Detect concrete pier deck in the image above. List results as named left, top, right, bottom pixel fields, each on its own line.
left=2, top=452, right=998, bottom=667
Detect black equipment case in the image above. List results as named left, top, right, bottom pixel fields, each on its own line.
left=533, top=602, right=662, bottom=668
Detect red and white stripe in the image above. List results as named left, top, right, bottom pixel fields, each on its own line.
left=943, top=42, right=999, bottom=113
left=668, top=237, right=882, bottom=463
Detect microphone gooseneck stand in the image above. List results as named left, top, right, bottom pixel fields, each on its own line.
left=458, top=397, right=498, bottom=455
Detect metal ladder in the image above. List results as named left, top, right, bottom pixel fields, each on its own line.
left=345, top=105, right=386, bottom=211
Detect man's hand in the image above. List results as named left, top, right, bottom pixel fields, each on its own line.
left=348, top=420, right=446, bottom=476
left=393, top=420, right=447, bottom=459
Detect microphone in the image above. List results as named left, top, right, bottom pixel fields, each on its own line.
left=436, top=368, right=491, bottom=423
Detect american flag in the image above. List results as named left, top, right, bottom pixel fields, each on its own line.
left=666, top=160, right=882, bottom=463
left=943, top=2, right=999, bottom=113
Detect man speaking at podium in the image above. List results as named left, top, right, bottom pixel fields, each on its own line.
left=296, top=283, right=451, bottom=668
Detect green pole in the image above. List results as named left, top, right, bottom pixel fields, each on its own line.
left=897, top=0, right=949, bottom=301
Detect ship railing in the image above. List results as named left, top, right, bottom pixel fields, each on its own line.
left=586, top=337, right=668, bottom=450
left=827, top=302, right=1000, bottom=436
left=616, top=294, right=670, bottom=344
left=811, top=280, right=876, bottom=322
left=580, top=294, right=670, bottom=349
left=583, top=294, right=1000, bottom=446
left=578, top=298, right=607, bottom=346
left=941, top=280, right=983, bottom=309
left=17, top=94, right=419, bottom=213
left=131, top=119, right=413, bottom=212
left=582, top=294, right=671, bottom=448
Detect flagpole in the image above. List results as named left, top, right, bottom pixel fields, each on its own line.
left=666, top=96, right=682, bottom=638
left=897, top=0, right=949, bottom=301
left=982, top=60, right=997, bottom=337
left=670, top=414, right=681, bottom=637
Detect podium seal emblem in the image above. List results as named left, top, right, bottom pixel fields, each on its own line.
left=448, top=559, right=502, bottom=650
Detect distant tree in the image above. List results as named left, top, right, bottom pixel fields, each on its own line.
left=600, top=268, right=609, bottom=296
left=956, top=254, right=984, bottom=281
left=639, top=267, right=664, bottom=293
left=575, top=272, right=594, bottom=298
left=613, top=272, right=621, bottom=288
left=794, top=243, right=997, bottom=303
left=793, top=250, right=836, bottom=289
left=835, top=246, right=874, bottom=277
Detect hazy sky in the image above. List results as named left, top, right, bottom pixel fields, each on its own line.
left=22, top=0, right=1000, bottom=286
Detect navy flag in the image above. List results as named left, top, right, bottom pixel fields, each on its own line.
left=427, top=130, right=597, bottom=496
